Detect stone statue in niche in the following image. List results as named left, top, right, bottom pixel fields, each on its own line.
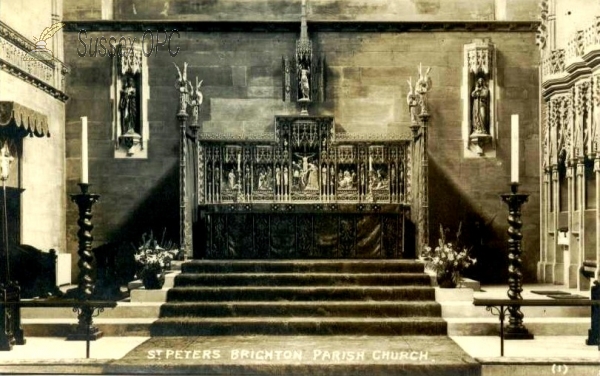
left=118, top=74, right=142, bottom=156
left=119, top=76, right=138, bottom=135
left=471, top=77, right=490, bottom=134
left=298, top=62, right=310, bottom=101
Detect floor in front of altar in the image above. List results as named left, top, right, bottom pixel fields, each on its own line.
left=1, top=335, right=600, bottom=376
left=2, top=284, right=600, bottom=375
left=1, top=335, right=599, bottom=361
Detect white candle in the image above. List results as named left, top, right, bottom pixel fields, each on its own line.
left=369, top=155, right=373, bottom=171
left=81, top=116, right=88, bottom=184
left=511, top=114, right=519, bottom=183
left=237, top=152, right=241, bottom=172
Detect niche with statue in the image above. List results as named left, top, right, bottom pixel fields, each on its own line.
left=463, top=39, right=496, bottom=158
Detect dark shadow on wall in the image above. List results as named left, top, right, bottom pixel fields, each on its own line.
left=428, top=157, right=508, bottom=284
left=108, top=162, right=180, bottom=249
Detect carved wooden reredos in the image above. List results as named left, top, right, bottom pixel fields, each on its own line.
left=199, top=117, right=411, bottom=205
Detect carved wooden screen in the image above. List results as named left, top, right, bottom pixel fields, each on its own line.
left=200, top=116, right=409, bottom=204
left=197, top=116, right=412, bottom=259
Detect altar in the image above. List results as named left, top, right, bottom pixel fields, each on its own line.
left=194, top=115, right=414, bottom=259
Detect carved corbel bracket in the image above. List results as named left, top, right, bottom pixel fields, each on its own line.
left=468, top=133, right=492, bottom=156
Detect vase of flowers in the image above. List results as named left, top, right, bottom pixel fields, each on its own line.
left=421, top=223, right=476, bottom=288
left=133, top=231, right=179, bottom=290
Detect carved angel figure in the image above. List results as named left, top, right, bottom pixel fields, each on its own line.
left=406, top=77, right=419, bottom=124
left=173, top=62, right=189, bottom=112
left=415, top=63, right=432, bottom=115
left=188, top=77, right=204, bottom=124
left=415, top=63, right=432, bottom=96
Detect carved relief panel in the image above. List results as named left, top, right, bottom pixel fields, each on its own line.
left=463, top=39, right=496, bottom=158
left=199, top=116, right=409, bottom=204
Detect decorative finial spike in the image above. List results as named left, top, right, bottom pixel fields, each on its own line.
left=300, top=0, right=308, bottom=41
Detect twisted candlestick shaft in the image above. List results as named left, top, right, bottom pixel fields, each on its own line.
left=500, top=183, right=533, bottom=340
left=67, top=183, right=103, bottom=342
left=70, top=184, right=99, bottom=300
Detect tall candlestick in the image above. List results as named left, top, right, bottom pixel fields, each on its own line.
left=81, top=116, right=88, bottom=184
left=511, top=114, right=519, bottom=183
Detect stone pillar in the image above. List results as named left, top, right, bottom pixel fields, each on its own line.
left=551, top=165, right=561, bottom=283
left=577, top=157, right=587, bottom=290
left=539, top=168, right=551, bottom=281
left=566, top=161, right=576, bottom=288
left=595, top=156, right=600, bottom=281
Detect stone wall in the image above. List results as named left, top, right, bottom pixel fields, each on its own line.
left=64, top=26, right=539, bottom=283
left=64, top=0, right=539, bottom=22
left=0, top=2, right=67, bottom=254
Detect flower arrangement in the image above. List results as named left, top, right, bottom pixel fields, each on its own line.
left=133, top=230, right=179, bottom=288
left=421, top=223, right=476, bottom=287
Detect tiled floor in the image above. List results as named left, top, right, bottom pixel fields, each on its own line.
left=451, top=336, right=600, bottom=360
left=0, top=336, right=148, bottom=360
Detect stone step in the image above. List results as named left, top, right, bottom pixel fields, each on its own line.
left=18, top=317, right=593, bottom=337
left=159, top=301, right=441, bottom=318
left=173, top=273, right=431, bottom=287
left=446, top=317, right=592, bottom=336
left=181, top=260, right=425, bottom=274
left=21, top=318, right=154, bottom=337
left=21, top=302, right=162, bottom=319
left=149, top=317, right=448, bottom=336
left=166, top=286, right=436, bottom=302
left=441, top=301, right=590, bottom=318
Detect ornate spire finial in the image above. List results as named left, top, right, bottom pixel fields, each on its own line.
left=300, top=0, right=308, bottom=42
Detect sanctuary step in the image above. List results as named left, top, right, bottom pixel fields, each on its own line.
left=150, top=260, right=446, bottom=336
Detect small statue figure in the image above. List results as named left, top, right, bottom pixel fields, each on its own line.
left=299, top=65, right=310, bottom=100
left=471, top=77, right=489, bottom=134
left=228, top=169, right=237, bottom=190
left=416, top=63, right=432, bottom=95
left=119, top=76, right=137, bottom=134
left=283, top=166, right=289, bottom=187
left=188, top=77, right=203, bottom=125
left=173, top=62, right=189, bottom=113
left=306, top=162, right=319, bottom=190
left=406, top=77, right=419, bottom=125
left=415, top=63, right=432, bottom=115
